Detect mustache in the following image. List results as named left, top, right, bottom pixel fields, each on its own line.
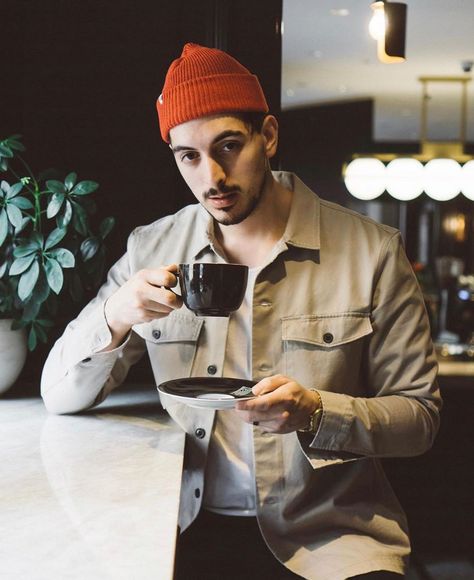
left=203, top=185, right=242, bottom=199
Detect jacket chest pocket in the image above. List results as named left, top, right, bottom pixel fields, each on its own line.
left=133, top=313, right=204, bottom=385
left=282, top=313, right=373, bottom=393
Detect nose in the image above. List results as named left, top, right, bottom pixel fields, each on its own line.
left=203, top=156, right=226, bottom=189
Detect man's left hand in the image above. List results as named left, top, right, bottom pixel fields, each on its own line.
left=235, top=374, right=320, bottom=434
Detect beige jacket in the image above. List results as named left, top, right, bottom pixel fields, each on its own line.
left=42, top=172, right=441, bottom=580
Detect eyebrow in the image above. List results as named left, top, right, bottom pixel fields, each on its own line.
left=171, top=130, right=246, bottom=153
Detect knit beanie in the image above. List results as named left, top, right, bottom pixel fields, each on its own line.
left=157, top=43, right=269, bottom=142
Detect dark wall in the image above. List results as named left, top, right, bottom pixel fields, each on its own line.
left=1, top=0, right=282, bottom=389
left=279, top=99, right=374, bottom=206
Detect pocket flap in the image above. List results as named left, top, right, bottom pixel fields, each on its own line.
left=133, top=311, right=203, bottom=344
left=282, top=313, right=372, bottom=347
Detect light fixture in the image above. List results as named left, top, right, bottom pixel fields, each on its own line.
left=369, top=1, right=407, bottom=63
left=343, top=77, right=474, bottom=201
left=344, top=158, right=386, bottom=200
left=385, top=158, right=424, bottom=200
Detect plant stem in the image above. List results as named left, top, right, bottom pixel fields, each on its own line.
left=7, top=166, right=36, bottom=196
left=16, top=155, right=39, bottom=190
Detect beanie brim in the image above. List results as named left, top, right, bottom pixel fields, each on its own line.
left=157, top=73, right=269, bottom=142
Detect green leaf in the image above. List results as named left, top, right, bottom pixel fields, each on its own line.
left=22, top=297, right=41, bottom=321
left=71, top=180, right=99, bottom=195
left=44, top=257, right=63, bottom=294
left=44, top=227, right=66, bottom=250
left=0, top=209, right=8, bottom=246
left=10, top=196, right=34, bottom=210
left=0, top=180, right=9, bottom=196
left=28, top=326, right=37, bottom=351
left=99, top=216, right=115, bottom=239
left=58, top=199, right=72, bottom=228
left=33, top=268, right=50, bottom=304
left=13, top=237, right=41, bottom=257
left=49, top=247, right=75, bottom=268
left=47, top=192, right=65, bottom=218
left=45, top=179, right=66, bottom=194
left=71, top=201, right=88, bottom=236
left=6, top=203, right=23, bottom=229
left=9, top=254, right=36, bottom=276
left=34, top=322, right=48, bottom=343
left=18, top=259, right=40, bottom=301
left=6, top=182, right=23, bottom=199
left=80, top=237, right=100, bottom=261
left=6, top=138, right=25, bottom=152
left=0, top=144, right=13, bottom=158
left=0, top=158, right=7, bottom=171
left=15, top=216, right=31, bottom=234
left=0, top=260, right=7, bottom=278
left=65, top=172, right=77, bottom=191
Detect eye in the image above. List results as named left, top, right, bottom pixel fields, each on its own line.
left=221, top=141, right=241, bottom=153
left=180, top=151, right=199, bottom=163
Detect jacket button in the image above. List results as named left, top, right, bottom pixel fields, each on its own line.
left=152, top=330, right=161, bottom=340
left=195, top=428, right=206, bottom=439
left=82, top=357, right=91, bottom=363
left=323, top=333, right=334, bottom=344
left=207, top=364, right=217, bottom=375
left=194, top=488, right=201, bottom=498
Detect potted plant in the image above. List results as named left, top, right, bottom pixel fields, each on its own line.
left=0, top=135, right=115, bottom=393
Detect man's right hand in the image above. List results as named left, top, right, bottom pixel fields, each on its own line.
left=103, top=264, right=183, bottom=350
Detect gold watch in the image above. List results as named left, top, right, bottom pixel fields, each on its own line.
left=299, top=389, right=323, bottom=433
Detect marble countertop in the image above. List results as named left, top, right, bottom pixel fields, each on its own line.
left=0, top=386, right=185, bottom=580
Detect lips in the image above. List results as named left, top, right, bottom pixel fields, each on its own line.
left=207, top=192, right=238, bottom=209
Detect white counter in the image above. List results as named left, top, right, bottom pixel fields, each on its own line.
left=0, top=386, right=185, bottom=580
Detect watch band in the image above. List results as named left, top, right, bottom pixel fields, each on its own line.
left=299, top=389, right=323, bottom=433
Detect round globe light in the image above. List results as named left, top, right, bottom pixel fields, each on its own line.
left=461, top=160, right=474, bottom=200
left=423, top=159, right=461, bottom=201
left=344, top=158, right=386, bottom=200
left=386, top=158, right=424, bottom=200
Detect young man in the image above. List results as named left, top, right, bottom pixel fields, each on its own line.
left=42, top=44, right=441, bottom=580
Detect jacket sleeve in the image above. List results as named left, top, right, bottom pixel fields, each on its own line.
left=41, top=240, right=147, bottom=415
left=306, top=232, right=441, bottom=462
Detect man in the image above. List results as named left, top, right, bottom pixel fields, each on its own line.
left=42, top=44, right=441, bottom=580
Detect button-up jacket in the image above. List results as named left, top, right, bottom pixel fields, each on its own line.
left=41, top=172, right=441, bottom=580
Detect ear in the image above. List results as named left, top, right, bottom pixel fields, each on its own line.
left=261, top=115, right=279, bottom=159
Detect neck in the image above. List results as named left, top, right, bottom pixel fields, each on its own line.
left=215, top=172, right=293, bottom=267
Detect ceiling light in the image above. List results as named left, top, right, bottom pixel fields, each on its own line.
left=343, top=77, right=474, bottom=202
left=423, top=159, right=461, bottom=201
left=369, top=1, right=407, bottom=63
left=343, top=158, right=386, bottom=200
left=331, top=9, right=350, bottom=17
left=460, top=160, right=474, bottom=200
left=385, top=158, right=424, bottom=200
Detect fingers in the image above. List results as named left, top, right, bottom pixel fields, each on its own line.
left=138, top=265, right=179, bottom=289
left=235, top=375, right=317, bottom=434
left=252, top=374, right=289, bottom=396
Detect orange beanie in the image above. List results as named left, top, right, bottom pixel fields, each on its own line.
left=157, top=43, right=269, bottom=142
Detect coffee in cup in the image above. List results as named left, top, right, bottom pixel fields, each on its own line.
left=178, top=263, right=248, bottom=317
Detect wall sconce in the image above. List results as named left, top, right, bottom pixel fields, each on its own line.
left=369, top=1, right=407, bottom=63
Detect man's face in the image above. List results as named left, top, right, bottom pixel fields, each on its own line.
left=169, top=115, right=275, bottom=226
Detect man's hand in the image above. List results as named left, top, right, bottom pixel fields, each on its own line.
left=235, top=374, right=320, bottom=434
left=103, top=265, right=183, bottom=349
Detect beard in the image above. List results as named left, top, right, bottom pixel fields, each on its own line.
left=203, top=168, right=268, bottom=226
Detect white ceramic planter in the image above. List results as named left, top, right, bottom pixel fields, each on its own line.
left=0, top=319, right=27, bottom=394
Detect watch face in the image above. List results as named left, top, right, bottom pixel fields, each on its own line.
left=157, top=377, right=256, bottom=410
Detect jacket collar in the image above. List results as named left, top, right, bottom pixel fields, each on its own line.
left=189, top=171, right=321, bottom=260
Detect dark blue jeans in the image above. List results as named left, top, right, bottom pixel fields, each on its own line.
left=174, top=509, right=404, bottom=580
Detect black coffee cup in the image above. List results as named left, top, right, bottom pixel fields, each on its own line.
left=178, top=263, right=249, bottom=317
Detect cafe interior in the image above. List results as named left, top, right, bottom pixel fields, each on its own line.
left=1, top=1, right=473, bottom=579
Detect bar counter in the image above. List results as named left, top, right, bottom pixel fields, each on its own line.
left=0, top=386, right=185, bottom=580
